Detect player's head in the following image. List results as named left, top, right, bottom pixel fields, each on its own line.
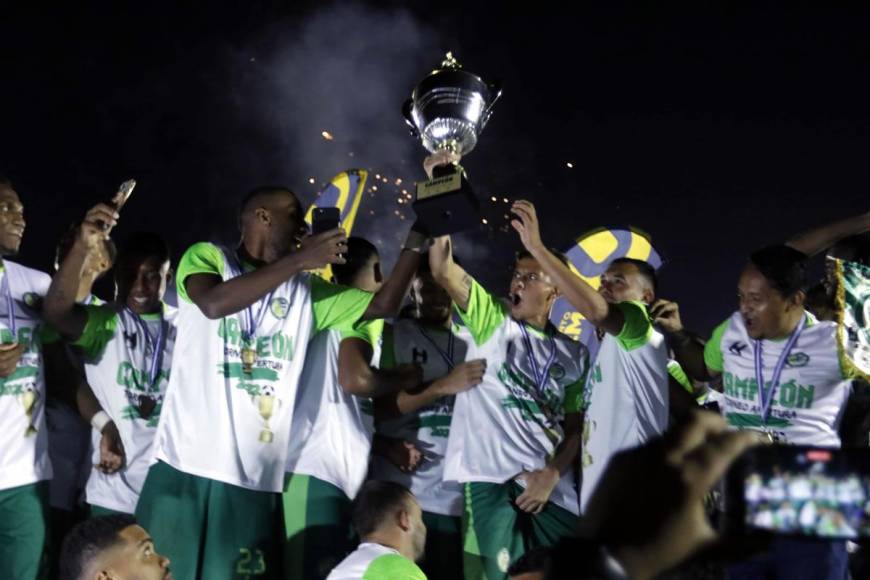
left=739, top=245, right=807, bottom=339
left=238, top=186, right=307, bottom=257
left=0, top=175, right=25, bottom=256
left=598, top=258, right=657, bottom=305
left=509, top=250, right=567, bottom=324
left=115, top=232, right=172, bottom=315
left=352, top=481, right=427, bottom=562
left=332, top=237, right=382, bottom=292
left=59, top=514, right=171, bottom=580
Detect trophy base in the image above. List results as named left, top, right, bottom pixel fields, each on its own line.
left=413, top=165, right=481, bottom=236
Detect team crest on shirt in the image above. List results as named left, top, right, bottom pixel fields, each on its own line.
left=270, top=297, right=290, bottom=319
left=22, top=292, right=42, bottom=310
left=497, top=548, right=511, bottom=573
left=786, top=352, right=810, bottom=367
left=548, top=363, right=566, bottom=380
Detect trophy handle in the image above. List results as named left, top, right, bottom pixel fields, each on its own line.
left=402, top=99, right=420, bottom=137
left=480, top=80, right=503, bottom=129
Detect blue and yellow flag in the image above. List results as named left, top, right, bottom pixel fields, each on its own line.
left=833, top=258, right=870, bottom=382
left=304, top=169, right=368, bottom=279
left=549, top=227, right=663, bottom=354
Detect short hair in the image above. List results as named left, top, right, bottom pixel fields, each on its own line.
left=610, top=257, right=659, bottom=297
left=55, top=223, right=118, bottom=272
left=516, top=248, right=570, bottom=269
left=507, top=546, right=552, bottom=576
left=59, top=514, right=137, bottom=580
left=238, top=185, right=294, bottom=219
left=332, top=237, right=378, bottom=286
left=749, top=245, right=808, bottom=298
left=352, top=480, right=413, bottom=538
left=116, top=232, right=170, bottom=267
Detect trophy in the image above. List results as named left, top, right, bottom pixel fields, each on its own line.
left=256, top=386, right=277, bottom=443
left=21, top=387, right=38, bottom=436
left=402, top=52, right=502, bottom=236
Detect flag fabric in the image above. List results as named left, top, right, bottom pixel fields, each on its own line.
left=549, top=227, right=663, bottom=356
left=304, top=169, right=368, bottom=280
left=834, top=257, right=870, bottom=382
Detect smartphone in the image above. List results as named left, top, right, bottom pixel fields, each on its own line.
left=113, top=179, right=136, bottom=210
left=724, top=445, right=870, bottom=540
left=311, top=207, right=340, bottom=235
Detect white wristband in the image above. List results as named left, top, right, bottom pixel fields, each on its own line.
left=91, top=411, right=111, bottom=433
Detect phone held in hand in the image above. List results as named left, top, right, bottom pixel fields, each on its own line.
left=724, top=445, right=870, bottom=540
left=311, top=207, right=340, bottom=235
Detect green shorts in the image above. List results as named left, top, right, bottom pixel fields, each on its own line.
left=135, top=461, right=283, bottom=580
left=283, top=473, right=355, bottom=580
left=462, top=481, right=577, bottom=580
left=419, top=511, right=463, bottom=580
left=0, top=481, right=49, bottom=580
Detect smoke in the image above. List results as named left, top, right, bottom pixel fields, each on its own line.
left=226, top=2, right=446, bottom=269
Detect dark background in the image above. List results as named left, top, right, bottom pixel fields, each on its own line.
left=2, top=1, right=868, bottom=335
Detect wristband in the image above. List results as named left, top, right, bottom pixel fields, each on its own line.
left=91, top=411, right=111, bottom=433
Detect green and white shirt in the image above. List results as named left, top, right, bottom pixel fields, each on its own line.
left=370, top=318, right=471, bottom=517
left=443, top=279, right=588, bottom=514
left=285, top=319, right=383, bottom=500
left=75, top=303, right=178, bottom=514
left=151, top=242, right=373, bottom=492
left=327, top=542, right=426, bottom=580
left=580, top=301, right=669, bottom=512
left=0, top=260, right=52, bottom=491
left=704, top=310, right=852, bottom=446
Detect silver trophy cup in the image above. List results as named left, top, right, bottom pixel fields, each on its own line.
left=403, top=53, right=502, bottom=236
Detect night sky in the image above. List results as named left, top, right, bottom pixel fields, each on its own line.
left=2, top=1, right=869, bottom=336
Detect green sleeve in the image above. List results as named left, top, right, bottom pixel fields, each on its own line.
left=340, top=318, right=384, bottom=346
left=454, top=278, right=508, bottom=346
left=614, top=301, right=653, bottom=351
left=71, top=305, right=119, bottom=359
left=667, top=360, right=694, bottom=393
left=563, top=377, right=586, bottom=413
left=176, top=242, right=226, bottom=304
left=311, top=275, right=375, bottom=332
left=378, top=323, right=396, bottom=370
left=703, top=318, right=730, bottom=373
left=363, top=554, right=427, bottom=580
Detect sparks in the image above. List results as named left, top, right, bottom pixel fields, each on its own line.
left=321, top=131, right=334, bottom=141
left=372, top=185, right=378, bottom=191
left=308, top=178, right=316, bottom=184
left=481, top=218, right=488, bottom=225
left=566, top=162, right=574, bottom=168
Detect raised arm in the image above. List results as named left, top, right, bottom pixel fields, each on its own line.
left=650, top=299, right=720, bottom=382
left=361, top=230, right=426, bottom=321
left=510, top=200, right=625, bottom=336
left=786, top=211, right=870, bottom=257
left=186, top=229, right=347, bottom=320
left=44, top=203, right=117, bottom=340
left=428, top=236, right=473, bottom=312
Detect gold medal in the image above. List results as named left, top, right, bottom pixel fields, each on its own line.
left=242, top=347, right=257, bottom=375
left=21, top=389, right=38, bottom=436
left=258, top=393, right=275, bottom=443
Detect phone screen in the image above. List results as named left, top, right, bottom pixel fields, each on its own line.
left=311, top=207, right=340, bottom=235
left=728, top=446, right=870, bottom=539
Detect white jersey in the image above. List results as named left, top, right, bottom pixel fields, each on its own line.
left=443, top=280, right=589, bottom=514
left=327, top=542, right=426, bottom=580
left=580, top=301, right=669, bottom=512
left=285, top=321, right=382, bottom=500
left=151, top=243, right=373, bottom=492
left=704, top=311, right=852, bottom=446
left=0, top=260, right=52, bottom=491
left=76, top=304, right=178, bottom=513
left=370, top=318, right=470, bottom=517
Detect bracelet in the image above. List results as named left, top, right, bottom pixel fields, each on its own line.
left=91, top=410, right=111, bottom=433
